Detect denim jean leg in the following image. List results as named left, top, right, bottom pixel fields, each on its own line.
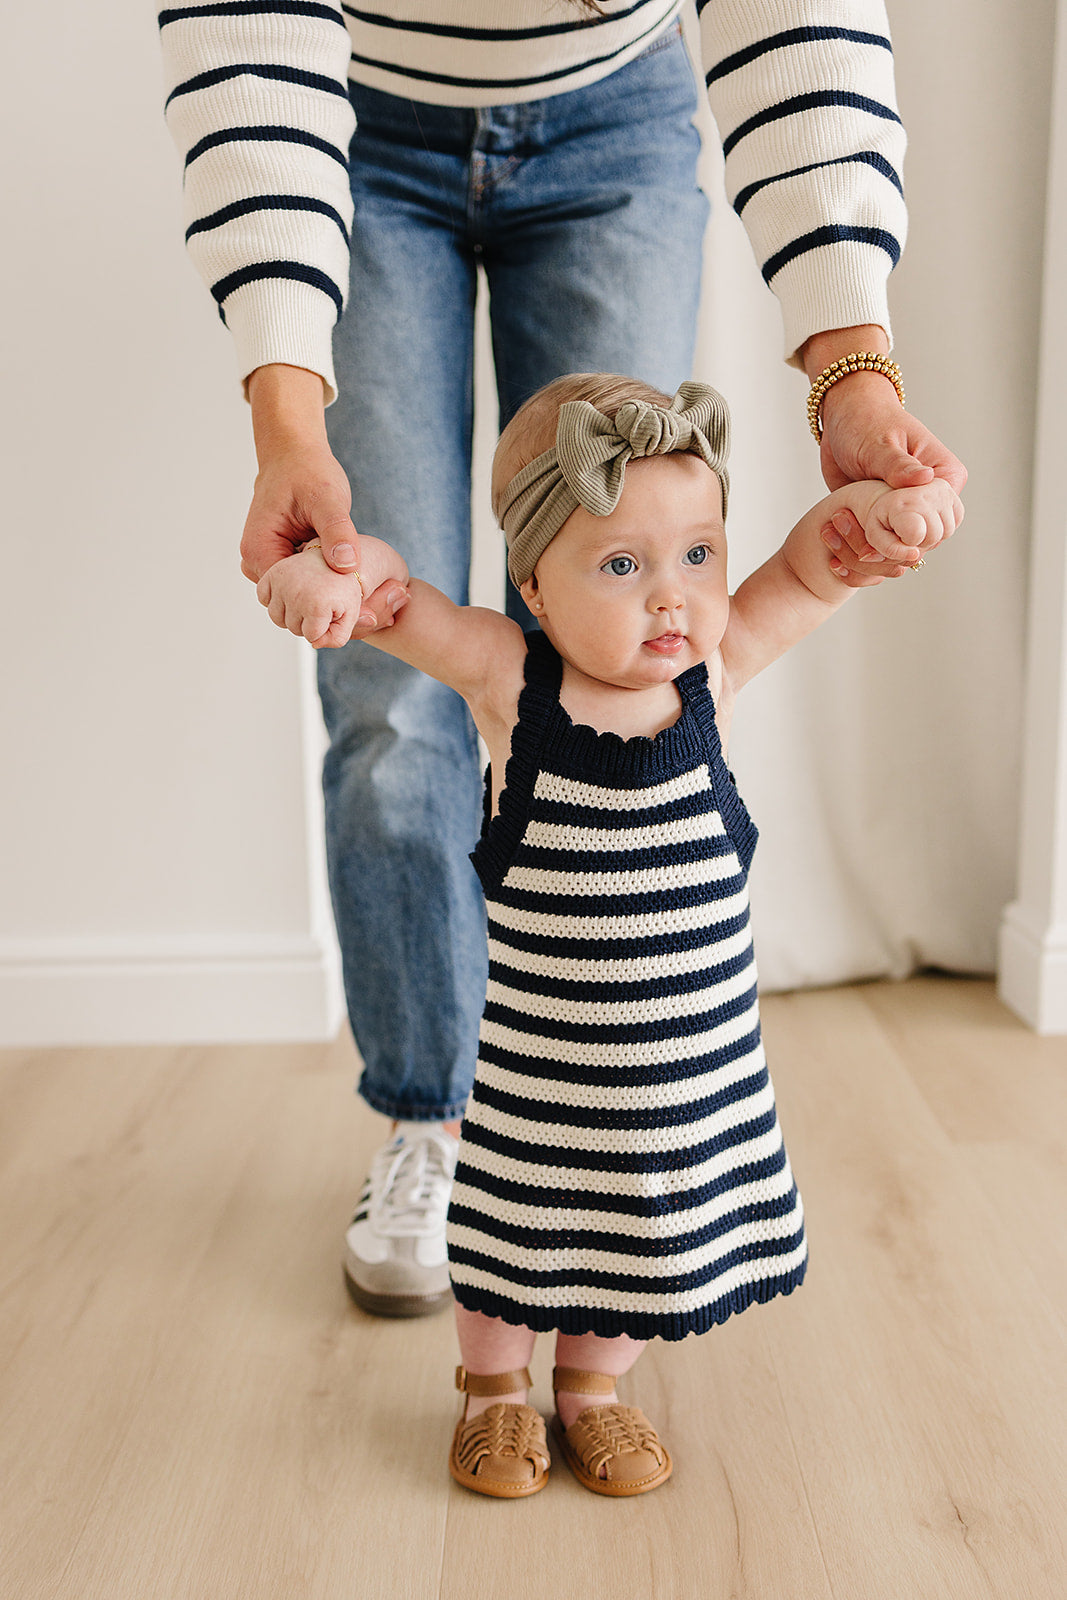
left=321, top=92, right=485, bottom=1122
left=483, top=27, right=707, bottom=416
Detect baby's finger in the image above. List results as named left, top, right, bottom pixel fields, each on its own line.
left=301, top=609, right=337, bottom=643
left=256, top=572, right=273, bottom=608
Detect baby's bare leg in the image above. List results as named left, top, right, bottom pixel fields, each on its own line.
left=553, top=1331, right=647, bottom=1429
left=454, top=1305, right=537, bottom=1419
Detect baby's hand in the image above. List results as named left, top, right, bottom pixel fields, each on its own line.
left=825, top=478, right=964, bottom=585
left=257, top=536, right=410, bottom=648
left=865, top=479, right=964, bottom=569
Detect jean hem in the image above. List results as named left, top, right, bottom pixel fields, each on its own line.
left=359, top=1081, right=469, bottom=1124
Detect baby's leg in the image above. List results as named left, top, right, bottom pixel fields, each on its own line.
left=553, top=1332, right=647, bottom=1429
left=454, top=1305, right=537, bottom=1419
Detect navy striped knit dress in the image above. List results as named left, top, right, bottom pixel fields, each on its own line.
left=446, top=632, right=807, bottom=1340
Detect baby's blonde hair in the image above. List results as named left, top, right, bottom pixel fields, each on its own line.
left=491, top=373, right=673, bottom=523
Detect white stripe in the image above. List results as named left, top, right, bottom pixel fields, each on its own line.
left=502, top=851, right=739, bottom=899
left=485, top=959, right=756, bottom=1031
left=472, top=1023, right=762, bottom=1112
left=449, top=1236, right=809, bottom=1318
left=532, top=764, right=711, bottom=814
left=448, top=1203, right=803, bottom=1282
left=449, top=1159, right=797, bottom=1242
left=462, top=1077, right=777, bottom=1159
left=478, top=996, right=761, bottom=1072
left=486, top=922, right=755, bottom=985
left=486, top=884, right=749, bottom=944
left=522, top=810, right=726, bottom=856
left=454, top=1119, right=787, bottom=1202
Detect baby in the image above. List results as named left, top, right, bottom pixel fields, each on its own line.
left=259, top=374, right=962, bottom=1499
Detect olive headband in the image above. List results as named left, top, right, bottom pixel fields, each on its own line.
left=499, top=380, right=731, bottom=586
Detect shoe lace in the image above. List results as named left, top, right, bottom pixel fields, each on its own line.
left=370, top=1134, right=453, bottom=1237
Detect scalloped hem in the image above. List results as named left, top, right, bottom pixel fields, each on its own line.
left=449, top=1260, right=808, bottom=1342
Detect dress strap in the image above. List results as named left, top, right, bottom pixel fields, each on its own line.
left=469, top=630, right=557, bottom=894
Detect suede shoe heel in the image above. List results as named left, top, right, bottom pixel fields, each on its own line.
left=449, top=1366, right=550, bottom=1499
left=552, top=1366, right=672, bottom=1497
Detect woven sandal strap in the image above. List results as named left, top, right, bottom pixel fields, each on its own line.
left=455, top=1365, right=532, bottom=1396
left=552, top=1366, right=618, bottom=1397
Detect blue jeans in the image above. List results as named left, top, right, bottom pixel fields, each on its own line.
left=321, top=25, right=708, bottom=1121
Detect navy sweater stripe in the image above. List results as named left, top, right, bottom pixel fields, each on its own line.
left=165, top=61, right=350, bottom=108
left=471, top=1065, right=769, bottom=1133
left=763, top=223, right=901, bottom=284
left=341, top=0, right=652, bottom=43
left=476, top=1022, right=765, bottom=1092
left=702, top=22, right=892, bottom=85
left=185, top=124, right=348, bottom=172
left=722, top=90, right=902, bottom=161
left=734, top=149, right=903, bottom=215
left=212, top=259, right=344, bottom=316
left=187, top=192, right=349, bottom=243
left=160, top=2, right=344, bottom=25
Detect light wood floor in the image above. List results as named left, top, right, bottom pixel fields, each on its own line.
left=2, top=978, right=1065, bottom=1600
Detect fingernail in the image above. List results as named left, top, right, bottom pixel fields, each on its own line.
left=831, top=563, right=849, bottom=578
left=331, top=542, right=356, bottom=564
left=387, top=586, right=408, bottom=608
left=821, top=531, right=843, bottom=551
left=832, top=513, right=852, bottom=534
left=860, top=551, right=882, bottom=562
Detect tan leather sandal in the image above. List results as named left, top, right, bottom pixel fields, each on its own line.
left=551, top=1366, right=672, bottom=1497
left=449, top=1366, right=550, bottom=1498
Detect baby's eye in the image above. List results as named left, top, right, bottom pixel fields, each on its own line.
left=603, top=555, right=636, bottom=577
left=684, top=545, right=710, bottom=566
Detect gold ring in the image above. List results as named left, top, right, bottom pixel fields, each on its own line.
left=910, top=558, right=926, bottom=572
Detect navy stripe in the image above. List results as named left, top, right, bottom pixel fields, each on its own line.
left=160, top=2, right=344, bottom=26
left=450, top=1261, right=807, bottom=1341
left=454, top=1145, right=788, bottom=1221
left=482, top=981, right=759, bottom=1050
left=486, top=906, right=752, bottom=967
left=212, top=259, right=344, bottom=317
left=348, top=13, right=667, bottom=94
left=734, top=149, right=903, bottom=215
left=487, top=943, right=754, bottom=1005
left=460, top=1100, right=778, bottom=1175
left=341, top=0, right=655, bottom=43
left=471, top=1063, right=768, bottom=1133
left=511, top=835, right=736, bottom=875
left=187, top=193, right=349, bottom=244
left=448, top=1189, right=799, bottom=1260
left=762, top=223, right=901, bottom=284
left=449, top=1224, right=806, bottom=1298
left=477, top=1020, right=764, bottom=1091
left=184, top=124, right=348, bottom=171
left=166, top=62, right=349, bottom=109
left=722, top=90, right=901, bottom=161
left=489, top=871, right=747, bottom=920
left=701, top=23, right=892, bottom=85
left=529, top=788, right=717, bottom=831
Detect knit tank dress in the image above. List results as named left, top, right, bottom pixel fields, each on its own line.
left=446, top=632, right=807, bottom=1340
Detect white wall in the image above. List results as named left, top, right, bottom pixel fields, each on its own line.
left=1, top=4, right=341, bottom=1043
left=0, top=1, right=1059, bottom=1044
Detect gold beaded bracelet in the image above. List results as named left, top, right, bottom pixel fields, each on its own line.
left=806, top=353, right=905, bottom=443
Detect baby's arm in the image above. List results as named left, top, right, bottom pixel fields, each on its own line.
left=258, top=537, right=527, bottom=734
left=721, top=478, right=963, bottom=693
left=257, top=536, right=410, bottom=648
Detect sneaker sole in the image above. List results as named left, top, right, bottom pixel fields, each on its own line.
left=343, top=1266, right=453, bottom=1319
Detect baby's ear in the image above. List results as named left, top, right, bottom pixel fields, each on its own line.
left=519, top=573, right=544, bottom=614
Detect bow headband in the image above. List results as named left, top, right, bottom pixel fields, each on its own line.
left=500, top=380, right=731, bottom=586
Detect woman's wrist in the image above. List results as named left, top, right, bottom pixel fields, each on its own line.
left=800, top=324, right=890, bottom=383
left=247, top=363, right=330, bottom=464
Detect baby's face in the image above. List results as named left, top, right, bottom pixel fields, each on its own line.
left=521, top=454, right=729, bottom=693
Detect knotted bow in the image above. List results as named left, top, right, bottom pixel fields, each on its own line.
left=501, top=381, right=730, bottom=586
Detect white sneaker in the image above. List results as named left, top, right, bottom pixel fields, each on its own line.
left=343, top=1123, right=458, bottom=1317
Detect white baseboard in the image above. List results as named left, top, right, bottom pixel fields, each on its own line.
left=998, top=904, right=1067, bottom=1033
left=0, top=934, right=345, bottom=1047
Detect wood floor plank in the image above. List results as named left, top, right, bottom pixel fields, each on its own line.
left=2, top=981, right=1065, bottom=1600
left=759, top=986, right=1067, bottom=1600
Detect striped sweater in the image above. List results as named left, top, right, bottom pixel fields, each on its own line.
left=159, top=1, right=907, bottom=400
left=448, top=631, right=806, bottom=1340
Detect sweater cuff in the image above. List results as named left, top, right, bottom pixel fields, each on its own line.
left=224, top=278, right=341, bottom=405
left=774, top=245, right=895, bottom=371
